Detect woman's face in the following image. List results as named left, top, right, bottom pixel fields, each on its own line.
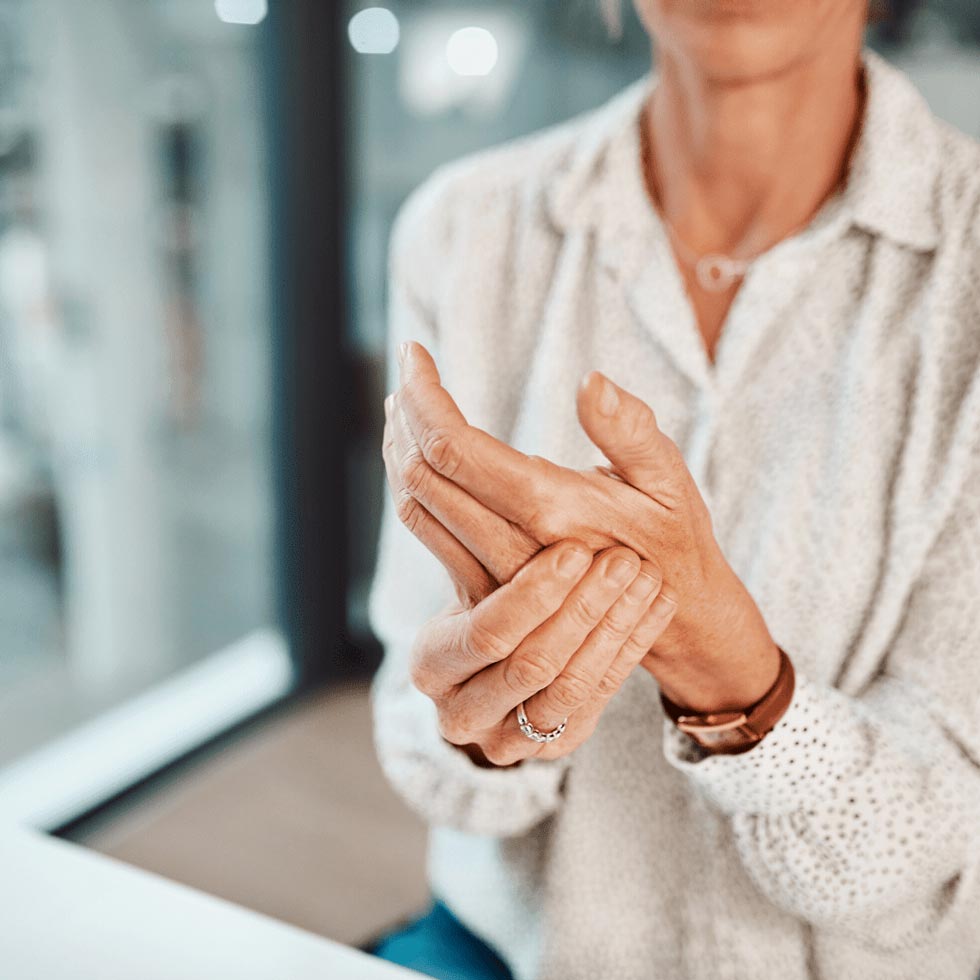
left=631, top=0, right=868, bottom=81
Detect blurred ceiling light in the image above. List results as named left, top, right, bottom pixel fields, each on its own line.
left=214, top=0, right=268, bottom=26
left=446, top=26, right=498, bottom=76
left=348, top=7, right=400, bottom=55
left=399, top=9, right=528, bottom=118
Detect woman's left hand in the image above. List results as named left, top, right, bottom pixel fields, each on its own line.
left=388, top=341, right=781, bottom=714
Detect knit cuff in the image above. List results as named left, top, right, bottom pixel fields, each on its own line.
left=661, top=670, right=873, bottom=816
left=376, top=687, right=571, bottom=837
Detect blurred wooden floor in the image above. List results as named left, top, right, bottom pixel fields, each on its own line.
left=83, top=681, right=429, bottom=948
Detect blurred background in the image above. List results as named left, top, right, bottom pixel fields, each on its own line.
left=0, top=0, right=978, bottom=952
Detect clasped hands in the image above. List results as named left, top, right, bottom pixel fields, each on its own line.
left=382, top=341, right=779, bottom=767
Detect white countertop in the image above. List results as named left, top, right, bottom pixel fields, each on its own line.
left=0, top=825, right=424, bottom=980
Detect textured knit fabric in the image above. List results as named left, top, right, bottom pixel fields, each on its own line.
left=367, top=49, right=980, bottom=980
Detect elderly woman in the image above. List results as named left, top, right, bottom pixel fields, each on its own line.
left=367, top=1, right=980, bottom=978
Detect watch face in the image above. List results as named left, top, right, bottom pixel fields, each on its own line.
left=698, top=729, right=743, bottom=748
left=693, top=725, right=761, bottom=754
left=676, top=712, right=747, bottom=735
left=676, top=714, right=758, bottom=752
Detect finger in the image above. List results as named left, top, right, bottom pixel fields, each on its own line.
left=397, top=339, right=450, bottom=396
left=576, top=371, right=688, bottom=509
left=383, top=400, right=496, bottom=607
left=597, top=589, right=679, bottom=703
left=390, top=393, right=537, bottom=583
left=454, top=547, right=641, bottom=729
left=527, top=588, right=679, bottom=762
left=397, top=340, right=470, bottom=435
left=399, top=344, right=571, bottom=531
left=532, top=695, right=605, bottom=760
left=521, top=559, right=662, bottom=728
left=457, top=654, right=611, bottom=769
left=446, top=540, right=593, bottom=685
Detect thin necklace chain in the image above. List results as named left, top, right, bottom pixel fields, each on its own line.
left=658, top=210, right=813, bottom=294
left=640, top=98, right=827, bottom=294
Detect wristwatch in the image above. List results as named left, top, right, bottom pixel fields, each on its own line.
left=659, top=647, right=796, bottom=756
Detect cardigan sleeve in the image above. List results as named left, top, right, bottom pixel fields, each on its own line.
left=367, top=170, right=571, bottom=838
left=661, top=439, right=980, bottom=952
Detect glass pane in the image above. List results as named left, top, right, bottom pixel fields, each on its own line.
left=0, top=0, right=276, bottom=767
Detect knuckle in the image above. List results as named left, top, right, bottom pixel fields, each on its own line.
left=443, top=691, right=484, bottom=740
left=622, top=403, right=659, bottom=452
left=394, top=488, right=425, bottom=534
left=525, top=455, right=554, bottom=489
left=524, top=582, right=561, bottom=622
left=596, top=605, right=635, bottom=637
left=504, top=648, right=557, bottom=695
left=565, top=591, right=603, bottom=630
left=620, top=613, right=663, bottom=661
left=408, top=653, right=438, bottom=697
left=524, top=505, right=562, bottom=543
left=520, top=460, right=566, bottom=539
left=547, top=668, right=594, bottom=711
left=437, top=712, right=469, bottom=746
left=596, top=662, right=631, bottom=699
left=401, top=449, right=432, bottom=497
left=509, top=569, right=561, bottom=621
left=464, top=617, right=513, bottom=664
left=420, top=427, right=462, bottom=477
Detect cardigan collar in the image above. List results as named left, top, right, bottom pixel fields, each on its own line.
left=544, top=48, right=942, bottom=255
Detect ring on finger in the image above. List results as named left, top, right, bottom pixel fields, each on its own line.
left=516, top=702, right=568, bottom=743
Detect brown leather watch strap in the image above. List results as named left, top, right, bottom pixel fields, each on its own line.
left=660, top=647, right=796, bottom=756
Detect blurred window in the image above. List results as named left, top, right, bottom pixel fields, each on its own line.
left=0, top=0, right=282, bottom=825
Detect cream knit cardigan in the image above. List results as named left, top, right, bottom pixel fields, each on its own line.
left=368, top=50, right=980, bottom=980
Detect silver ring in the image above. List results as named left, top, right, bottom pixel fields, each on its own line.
left=516, top=702, right=568, bottom=743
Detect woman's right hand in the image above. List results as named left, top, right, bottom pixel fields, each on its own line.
left=409, top=540, right=678, bottom=767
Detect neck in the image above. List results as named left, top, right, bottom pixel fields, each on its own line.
left=643, top=43, right=865, bottom=259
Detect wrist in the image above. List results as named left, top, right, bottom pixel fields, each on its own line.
left=660, top=646, right=795, bottom=756
left=646, top=561, right=780, bottom=714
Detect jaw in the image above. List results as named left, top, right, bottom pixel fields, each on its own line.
left=638, top=0, right=865, bottom=87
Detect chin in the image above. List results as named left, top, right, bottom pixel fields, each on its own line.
left=635, top=0, right=861, bottom=84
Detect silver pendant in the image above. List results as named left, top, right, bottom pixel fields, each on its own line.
left=695, top=254, right=748, bottom=293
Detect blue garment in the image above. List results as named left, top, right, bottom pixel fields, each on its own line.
left=370, top=899, right=514, bottom=980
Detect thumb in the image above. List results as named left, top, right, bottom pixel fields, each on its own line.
left=399, top=339, right=442, bottom=388
left=576, top=371, right=682, bottom=501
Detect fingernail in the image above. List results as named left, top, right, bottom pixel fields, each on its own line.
left=634, top=569, right=661, bottom=595
left=557, top=546, right=591, bottom=578
left=596, top=375, right=619, bottom=417
left=397, top=342, right=409, bottom=368
left=607, top=557, right=637, bottom=587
